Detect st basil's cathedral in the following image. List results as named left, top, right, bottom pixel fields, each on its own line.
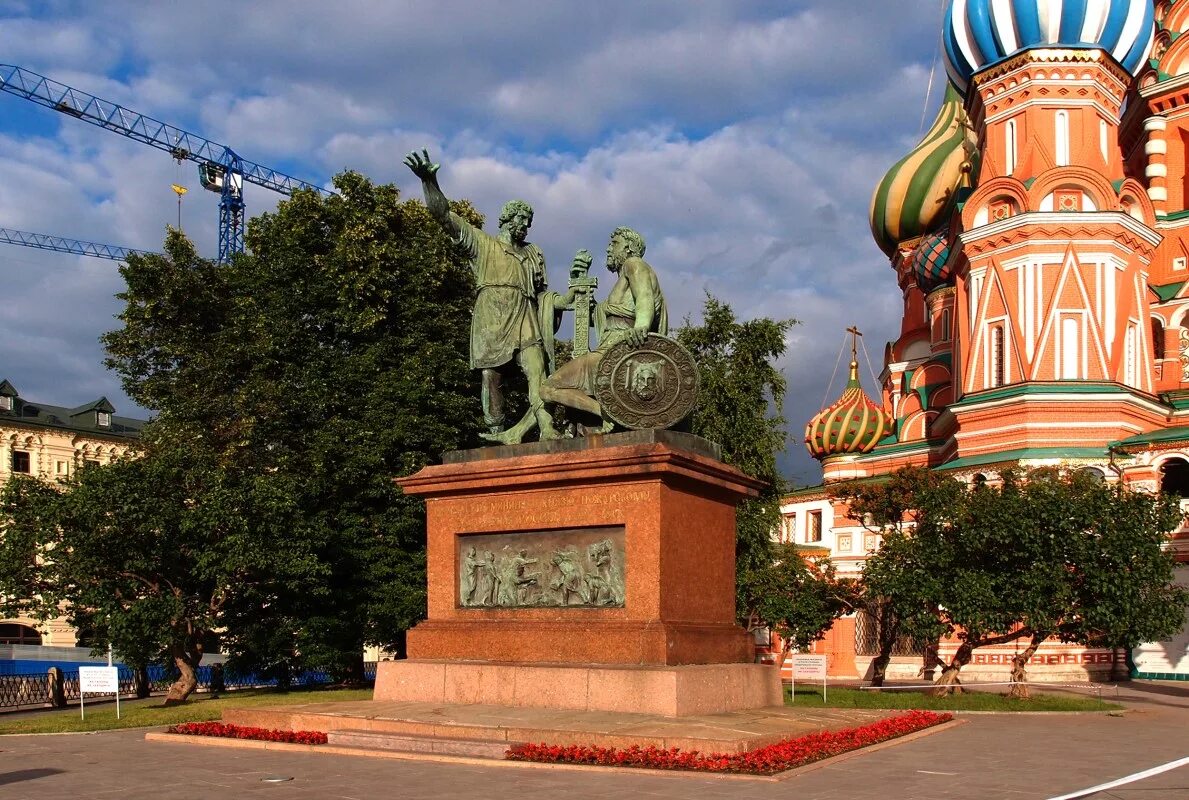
left=782, top=0, right=1189, bottom=682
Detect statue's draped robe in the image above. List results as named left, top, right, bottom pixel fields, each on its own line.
left=451, top=213, right=547, bottom=370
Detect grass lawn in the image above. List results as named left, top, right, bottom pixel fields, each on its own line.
left=784, top=684, right=1120, bottom=712
left=0, top=686, right=374, bottom=735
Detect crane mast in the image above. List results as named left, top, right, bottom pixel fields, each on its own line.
left=0, top=64, right=328, bottom=262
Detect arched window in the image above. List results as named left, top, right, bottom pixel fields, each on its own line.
left=990, top=325, right=1006, bottom=387
left=1055, top=111, right=1070, bottom=166
left=0, top=623, right=42, bottom=645
left=1152, top=318, right=1166, bottom=360
left=972, top=473, right=988, bottom=488
left=1160, top=457, right=1189, bottom=497
left=1005, top=119, right=1018, bottom=175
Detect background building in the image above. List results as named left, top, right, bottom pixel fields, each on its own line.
left=787, top=0, right=1189, bottom=683
left=0, top=378, right=142, bottom=654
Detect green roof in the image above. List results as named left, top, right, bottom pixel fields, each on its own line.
left=939, top=447, right=1111, bottom=471
left=949, top=381, right=1157, bottom=409
left=0, top=380, right=144, bottom=440
left=1151, top=282, right=1185, bottom=303
left=1112, top=426, right=1189, bottom=448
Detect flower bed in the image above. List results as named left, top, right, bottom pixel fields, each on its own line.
left=506, top=710, right=951, bottom=775
left=167, top=721, right=328, bottom=745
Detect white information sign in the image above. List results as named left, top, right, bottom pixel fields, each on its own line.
left=78, top=665, right=120, bottom=721
left=788, top=654, right=829, bottom=703
left=790, top=654, right=828, bottom=679
left=79, top=666, right=119, bottom=693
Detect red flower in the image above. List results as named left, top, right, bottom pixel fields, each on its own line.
left=167, top=721, right=328, bottom=745
left=505, top=711, right=951, bottom=775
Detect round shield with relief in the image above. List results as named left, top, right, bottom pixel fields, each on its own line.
left=594, top=333, right=699, bottom=430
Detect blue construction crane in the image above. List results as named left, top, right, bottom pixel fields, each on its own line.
left=0, top=64, right=329, bottom=263
left=0, top=226, right=157, bottom=261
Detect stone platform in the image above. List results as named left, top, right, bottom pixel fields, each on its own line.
left=222, top=697, right=901, bottom=755
left=373, top=660, right=782, bottom=716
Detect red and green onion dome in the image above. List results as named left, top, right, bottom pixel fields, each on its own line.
left=911, top=229, right=954, bottom=292
left=869, top=83, right=978, bottom=257
left=804, top=361, right=893, bottom=460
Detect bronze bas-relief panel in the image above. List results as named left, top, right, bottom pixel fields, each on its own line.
left=457, top=527, right=625, bottom=609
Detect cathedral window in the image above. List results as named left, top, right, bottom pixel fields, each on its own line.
left=1005, top=119, right=1017, bottom=175
left=1153, top=318, right=1166, bottom=360
left=938, top=308, right=952, bottom=342
left=1055, top=111, right=1070, bottom=167
left=1061, top=317, right=1081, bottom=379
left=1125, top=323, right=1139, bottom=387
left=807, top=510, right=823, bottom=543
left=990, top=325, right=1006, bottom=387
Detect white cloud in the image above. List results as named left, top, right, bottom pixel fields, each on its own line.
left=0, top=0, right=950, bottom=483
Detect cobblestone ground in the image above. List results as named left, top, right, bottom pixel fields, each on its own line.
left=0, top=682, right=1186, bottom=800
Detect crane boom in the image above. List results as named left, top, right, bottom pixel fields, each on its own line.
left=0, top=227, right=157, bottom=261
left=0, top=64, right=328, bottom=262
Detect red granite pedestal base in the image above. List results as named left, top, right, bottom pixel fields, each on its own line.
left=379, top=431, right=780, bottom=716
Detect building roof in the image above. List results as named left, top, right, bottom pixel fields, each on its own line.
left=0, top=379, right=144, bottom=440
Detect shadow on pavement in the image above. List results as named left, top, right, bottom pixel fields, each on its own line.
left=0, top=768, right=66, bottom=786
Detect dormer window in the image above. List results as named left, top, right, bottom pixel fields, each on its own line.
left=0, top=396, right=10, bottom=411
left=97, top=411, right=111, bottom=427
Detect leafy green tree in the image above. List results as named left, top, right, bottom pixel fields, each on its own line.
left=739, top=544, right=859, bottom=662
left=677, top=296, right=796, bottom=615
left=95, top=171, right=482, bottom=687
left=0, top=452, right=311, bottom=704
left=841, top=466, right=1188, bottom=697
left=835, top=467, right=959, bottom=686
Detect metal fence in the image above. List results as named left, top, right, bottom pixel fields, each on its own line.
left=854, top=608, right=927, bottom=657
left=0, top=661, right=379, bottom=709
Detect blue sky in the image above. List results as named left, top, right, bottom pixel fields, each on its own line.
left=0, top=0, right=947, bottom=485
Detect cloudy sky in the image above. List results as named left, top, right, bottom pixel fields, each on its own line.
left=0, top=0, right=948, bottom=485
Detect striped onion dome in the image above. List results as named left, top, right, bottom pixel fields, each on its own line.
left=943, top=0, right=1156, bottom=94
left=911, top=230, right=954, bottom=292
left=869, top=83, right=976, bottom=257
left=805, top=361, right=893, bottom=460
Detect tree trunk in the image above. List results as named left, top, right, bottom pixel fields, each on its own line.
left=162, top=647, right=200, bottom=706
left=134, top=666, right=151, bottom=699
left=1008, top=630, right=1045, bottom=700
left=921, top=640, right=943, bottom=683
left=869, top=603, right=898, bottom=688
left=933, top=640, right=972, bottom=696
left=341, top=652, right=365, bottom=686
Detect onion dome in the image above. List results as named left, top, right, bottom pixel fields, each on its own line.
left=805, top=360, right=893, bottom=460
left=943, top=0, right=1155, bottom=94
left=911, top=230, right=954, bottom=292
left=870, top=83, right=977, bottom=257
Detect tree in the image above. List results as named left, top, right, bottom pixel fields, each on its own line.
left=835, top=467, right=959, bottom=686
left=677, top=296, right=797, bottom=614
left=0, top=452, right=311, bottom=704
left=93, top=171, right=482, bottom=693
left=739, top=543, right=859, bottom=663
left=841, top=466, right=1189, bottom=697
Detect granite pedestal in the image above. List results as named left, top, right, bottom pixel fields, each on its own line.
left=378, top=431, right=782, bottom=716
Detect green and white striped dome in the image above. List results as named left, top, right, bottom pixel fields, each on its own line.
left=869, top=83, right=977, bottom=257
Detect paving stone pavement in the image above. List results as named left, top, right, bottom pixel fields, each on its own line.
left=0, top=682, right=1186, bottom=800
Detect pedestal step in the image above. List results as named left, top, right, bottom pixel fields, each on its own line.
left=327, top=729, right=517, bottom=760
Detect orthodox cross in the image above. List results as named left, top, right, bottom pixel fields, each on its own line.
left=846, top=325, right=862, bottom=362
